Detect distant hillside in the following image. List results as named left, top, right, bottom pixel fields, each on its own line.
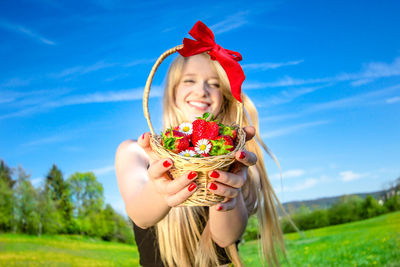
left=281, top=190, right=387, bottom=212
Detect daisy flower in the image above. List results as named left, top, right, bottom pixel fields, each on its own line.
left=179, top=149, right=196, bottom=157
left=178, top=122, right=193, bottom=135
left=195, top=139, right=212, bottom=155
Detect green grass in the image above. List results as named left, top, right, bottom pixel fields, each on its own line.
left=0, top=212, right=399, bottom=266
left=0, top=234, right=139, bottom=266
left=239, top=211, right=400, bottom=267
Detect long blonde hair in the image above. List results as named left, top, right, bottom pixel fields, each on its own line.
left=157, top=53, right=285, bottom=267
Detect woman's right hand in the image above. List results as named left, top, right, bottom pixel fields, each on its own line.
left=137, top=132, right=198, bottom=207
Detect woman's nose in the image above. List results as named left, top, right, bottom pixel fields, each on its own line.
left=195, top=82, right=210, bottom=96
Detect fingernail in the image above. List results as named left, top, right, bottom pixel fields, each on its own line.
left=210, top=171, right=220, bottom=178
left=209, top=183, right=217, bottom=190
left=163, top=160, right=171, bottom=168
left=188, top=183, right=197, bottom=192
left=217, top=206, right=223, bottom=211
left=188, top=171, right=197, bottom=180
left=239, top=151, right=246, bottom=159
left=142, top=133, right=145, bottom=139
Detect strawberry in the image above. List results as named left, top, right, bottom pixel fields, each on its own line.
left=209, top=135, right=234, bottom=156
left=162, top=129, right=190, bottom=154
left=219, top=125, right=238, bottom=141
left=192, top=112, right=220, bottom=145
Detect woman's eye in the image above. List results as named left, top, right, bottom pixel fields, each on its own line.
left=184, top=80, right=195, bottom=84
left=210, top=83, right=220, bottom=88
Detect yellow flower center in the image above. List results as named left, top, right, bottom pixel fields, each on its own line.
left=200, top=144, right=206, bottom=151
left=184, top=153, right=190, bottom=157
left=183, top=126, right=190, bottom=132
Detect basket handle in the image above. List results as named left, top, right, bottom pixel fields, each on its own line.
left=143, top=45, right=244, bottom=135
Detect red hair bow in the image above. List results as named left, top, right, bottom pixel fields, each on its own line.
left=177, top=21, right=245, bottom=103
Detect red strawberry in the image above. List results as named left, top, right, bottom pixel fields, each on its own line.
left=192, top=113, right=220, bottom=145
left=188, top=146, right=196, bottom=151
left=162, top=130, right=189, bottom=154
left=219, top=125, right=238, bottom=142
left=209, top=135, right=234, bottom=156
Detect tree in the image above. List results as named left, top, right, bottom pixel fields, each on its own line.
left=0, top=159, right=15, bottom=189
left=15, top=166, right=40, bottom=234
left=0, top=178, right=15, bottom=232
left=37, top=188, right=63, bottom=235
left=44, top=164, right=73, bottom=232
left=67, top=172, right=104, bottom=216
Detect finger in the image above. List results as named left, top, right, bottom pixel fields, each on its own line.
left=215, top=197, right=237, bottom=211
left=243, top=126, right=256, bottom=141
left=164, top=171, right=198, bottom=195
left=137, top=132, right=157, bottom=159
left=208, top=182, right=239, bottom=199
left=235, top=150, right=257, bottom=167
left=208, top=170, right=245, bottom=188
left=147, top=158, right=173, bottom=180
left=164, top=182, right=198, bottom=207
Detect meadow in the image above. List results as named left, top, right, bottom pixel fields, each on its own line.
left=0, top=212, right=399, bottom=266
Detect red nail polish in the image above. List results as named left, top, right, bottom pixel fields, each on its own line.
left=239, top=151, right=246, bottom=159
left=188, top=171, right=197, bottom=180
left=163, top=160, right=171, bottom=168
left=210, top=171, right=220, bottom=178
left=142, top=133, right=145, bottom=139
left=217, top=206, right=223, bottom=211
left=209, top=183, right=217, bottom=190
left=188, top=183, right=196, bottom=192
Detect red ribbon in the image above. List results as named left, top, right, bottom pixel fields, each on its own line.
left=177, top=21, right=245, bottom=103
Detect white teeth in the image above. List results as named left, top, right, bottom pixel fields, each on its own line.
left=189, top=101, right=209, bottom=108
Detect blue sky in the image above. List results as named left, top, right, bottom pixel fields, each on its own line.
left=1, top=0, right=399, bottom=215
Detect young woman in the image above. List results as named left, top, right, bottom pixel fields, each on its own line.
left=115, top=22, right=284, bottom=267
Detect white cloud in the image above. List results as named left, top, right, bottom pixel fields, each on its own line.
left=260, top=84, right=400, bottom=123
left=49, top=61, right=116, bottom=78
left=0, top=19, right=55, bottom=45
left=256, top=84, right=332, bottom=107
left=271, top=169, right=305, bottom=180
left=261, top=120, right=330, bottom=139
left=340, top=171, right=369, bottom=182
left=211, top=11, right=249, bottom=34
left=245, top=57, right=400, bottom=89
left=276, top=178, right=319, bottom=193
left=386, top=96, right=400, bottom=104
left=242, top=60, right=304, bottom=71
left=0, top=86, right=163, bottom=120
left=90, top=165, right=115, bottom=176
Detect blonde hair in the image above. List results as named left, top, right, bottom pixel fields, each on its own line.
left=157, top=53, right=285, bottom=267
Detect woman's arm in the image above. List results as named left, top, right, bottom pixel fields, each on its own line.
left=115, top=133, right=199, bottom=229
left=115, top=139, right=171, bottom=228
left=209, top=190, right=248, bottom=247
left=207, top=127, right=258, bottom=247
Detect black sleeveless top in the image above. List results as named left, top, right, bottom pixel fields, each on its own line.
left=132, top=209, right=239, bottom=267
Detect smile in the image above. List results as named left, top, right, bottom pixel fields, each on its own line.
left=187, top=101, right=210, bottom=110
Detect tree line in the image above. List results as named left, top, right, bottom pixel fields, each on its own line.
left=243, top=177, right=400, bottom=241
left=0, top=159, right=134, bottom=244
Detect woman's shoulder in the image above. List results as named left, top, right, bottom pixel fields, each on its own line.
left=116, top=139, right=149, bottom=168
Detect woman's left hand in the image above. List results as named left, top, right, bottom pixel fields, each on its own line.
left=208, top=126, right=258, bottom=211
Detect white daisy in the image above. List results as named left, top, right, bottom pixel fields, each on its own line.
left=179, top=122, right=193, bottom=135
left=179, top=149, right=196, bottom=157
left=195, top=139, right=212, bottom=154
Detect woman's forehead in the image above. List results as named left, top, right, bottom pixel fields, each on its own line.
left=182, top=55, right=218, bottom=77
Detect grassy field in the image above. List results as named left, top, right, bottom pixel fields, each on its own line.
left=240, top=211, right=400, bottom=266
left=0, top=212, right=399, bottom=266
left=0, top=234, right=139, bottom=266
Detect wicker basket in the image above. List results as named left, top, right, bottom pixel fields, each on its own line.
left=143, top=45, right=246, bottom=206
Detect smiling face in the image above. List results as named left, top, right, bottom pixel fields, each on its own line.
left=174, top=54, right=223, bottom=122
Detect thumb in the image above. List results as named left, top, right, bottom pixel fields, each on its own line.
left=137, top=132, right=154, bottom=157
